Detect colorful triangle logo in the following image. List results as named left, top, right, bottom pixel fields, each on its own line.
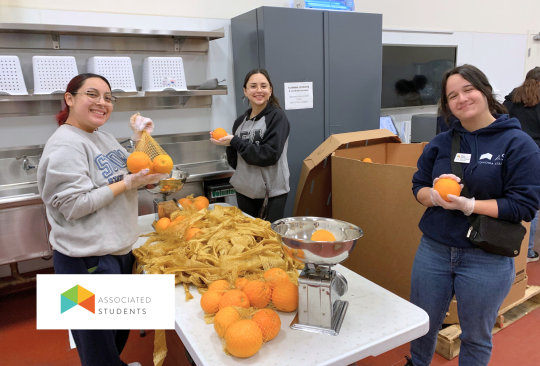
left=61, top=285, right=95, bottom=314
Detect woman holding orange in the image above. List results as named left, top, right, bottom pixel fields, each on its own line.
left=210, top=69, right=290, bottom=222
left=37, top=73, right=166, bottom=366
left=407, top=65, right=540, bottom=366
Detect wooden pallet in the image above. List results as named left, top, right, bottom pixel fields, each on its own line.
left=436, top=285, right=540, bottom=360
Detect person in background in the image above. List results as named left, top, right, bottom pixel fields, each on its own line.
left=503, top=66, right=540, bottom=263
left=405, top=64, right=540, bottom=366
left=210, top=68, right=290, bottom=223
left=37, top=73, right=166, bottom=366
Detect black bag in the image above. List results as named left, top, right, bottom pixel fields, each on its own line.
left=451, top=130, right=525, bottom=257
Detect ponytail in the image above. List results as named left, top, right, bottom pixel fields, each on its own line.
left=56, top=105, right=69, bottom=126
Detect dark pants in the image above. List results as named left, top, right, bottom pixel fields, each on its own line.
left=53, top=250, right=135, bottom=366
left=236, top=192, right=288, bottom=223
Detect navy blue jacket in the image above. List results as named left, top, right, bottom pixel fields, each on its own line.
left=412, top=114, right=540, bottom=248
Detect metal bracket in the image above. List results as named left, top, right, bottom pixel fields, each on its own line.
left=174, top=36, right=187, bottom=52
left=51, top=32, right=60, bottom=49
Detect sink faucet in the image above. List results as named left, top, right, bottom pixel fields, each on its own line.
left=16, top=155, right=39, bottom=171
left=119, top=138, right=135, bottom=149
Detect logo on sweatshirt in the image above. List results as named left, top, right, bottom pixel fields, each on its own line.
left=479, top=153, right=493, bottom=160
left=61, top=285, right=95, bottom=314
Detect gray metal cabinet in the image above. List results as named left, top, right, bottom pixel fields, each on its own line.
left=231, top=7, right=382, bottom=217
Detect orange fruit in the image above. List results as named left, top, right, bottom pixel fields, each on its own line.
left=174, top=215, right=186, bottom=222
left=208, top=280, right=230, bottom=293
left=126, top=151, right=152, bottom=174
left=179, top=198, right=193, bottom=209
left=235, top=278, right=250, bottom=291
left=214, top=306, right=241, bottom=337
left=200, top=290, right=223, bottom=314
left=272, top=282, right=299, bottom=312
left=252, top=309, right=281, bottom=341
left=155, top=217, right=171, bottom=233
left=362, top=157, right=372, bottom=163
left=243, top=280, right=272, bottom=309
left=311, top=229, right=336, bottom=242
left=212, top=128, right=228, bottom=140
left=193, top=196, right=210, bottom=211
left=434, top=178, right=461, bottom=202
left=185, top=227, right=202, bottom=241
left=219, top=290, right=250, bottom=310
left=225, top=320, right=263, bottom=358
left=263, top=268, right=289, bottom=289
left=296, top=249, right=305, bottom=259
left=152, top=154, right=174, bottom=174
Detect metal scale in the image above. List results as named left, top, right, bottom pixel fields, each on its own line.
left=146, top=167, right=190, bottom=220
left=271, top=217, right=363, bottom=336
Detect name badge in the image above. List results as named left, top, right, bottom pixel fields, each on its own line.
left=454, top=153, right=471, bottom=163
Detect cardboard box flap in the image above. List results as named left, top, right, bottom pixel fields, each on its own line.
left=293, top=129, right=400, bottom=216
left=305, top=129, right=401, bottom=167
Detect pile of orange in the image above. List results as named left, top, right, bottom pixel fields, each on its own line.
left=127, top=151, right=173, bottom=175
left=200, top=268, right=299, bottom=357
left=179, top=195, right=210, bottom=211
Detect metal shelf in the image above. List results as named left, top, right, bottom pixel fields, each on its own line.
left=0, top=86, right=228, bottom=117
left=0, top=23, right=225, bottom=54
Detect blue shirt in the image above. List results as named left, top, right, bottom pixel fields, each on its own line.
left=412, top=114, right=540, bottom=248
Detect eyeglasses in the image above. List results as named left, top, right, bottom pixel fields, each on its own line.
left=71, top=91, right=118, bottom=105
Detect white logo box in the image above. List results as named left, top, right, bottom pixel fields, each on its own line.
left=37, top=274, right=175, bottom=330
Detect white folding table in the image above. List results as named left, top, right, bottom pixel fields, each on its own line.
left=134, top=205, right=428, bottom=366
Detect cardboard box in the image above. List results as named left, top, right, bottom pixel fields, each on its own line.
left=293, top=129, right=401, bottom=218
left=444, top=275, right=529, bottom=325
left=294, top=129, right=531, bottom=312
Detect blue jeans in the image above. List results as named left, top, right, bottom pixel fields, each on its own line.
left=410, top=236, right=515, bottom=366
left=529, top=211, right=538, bottom=257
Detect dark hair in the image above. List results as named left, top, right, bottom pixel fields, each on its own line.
left=439, top=64, right=507, bottom=124
left=242, top=69, right=281, bottom=109
left=55, top=73, right=112, bottom=126
left=512, top=67, right=540, bottom=107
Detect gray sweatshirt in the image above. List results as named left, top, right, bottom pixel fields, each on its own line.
left=37, top=125, right=138, bottom=257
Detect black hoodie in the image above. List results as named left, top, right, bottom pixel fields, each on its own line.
left=226, top=103, right=290, bottom=199
left=504, top=89, right=540, bottom=149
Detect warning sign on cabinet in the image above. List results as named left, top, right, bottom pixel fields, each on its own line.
left=284, top=82, right=313, bottom=110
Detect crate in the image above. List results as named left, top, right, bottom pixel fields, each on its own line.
left=32, top=56, right=78, bottom=94
left=142, top=57, right=187, bottom=92
left=0, top=56, right=28, bottom=95
left=436, top=284, right=540, bottom=360
left=86, top=57, right=137, bottom=92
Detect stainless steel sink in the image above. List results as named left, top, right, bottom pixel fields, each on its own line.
left=0, top=183, right=40, bottom=200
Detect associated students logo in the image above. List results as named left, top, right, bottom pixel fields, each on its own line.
left=61, top=285, right=95, bottom=314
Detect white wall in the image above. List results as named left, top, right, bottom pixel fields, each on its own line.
left=1, top=1, right=540, bottom=34
left=0, top=8, right=237, bottom=148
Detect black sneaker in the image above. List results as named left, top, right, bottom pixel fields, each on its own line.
left=528, top=251, right=539, bottom=263
left=404, top=356, right=414, bottom=366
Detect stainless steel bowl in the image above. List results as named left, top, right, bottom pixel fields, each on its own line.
left=271, top=217, right=363, bottom=265
left=146, top=167, right=190, bottom=195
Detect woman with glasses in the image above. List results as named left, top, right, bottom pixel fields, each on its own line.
left=37, top=73, right=166, bottom=366
left=210, top=69, right=290, bottom=222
